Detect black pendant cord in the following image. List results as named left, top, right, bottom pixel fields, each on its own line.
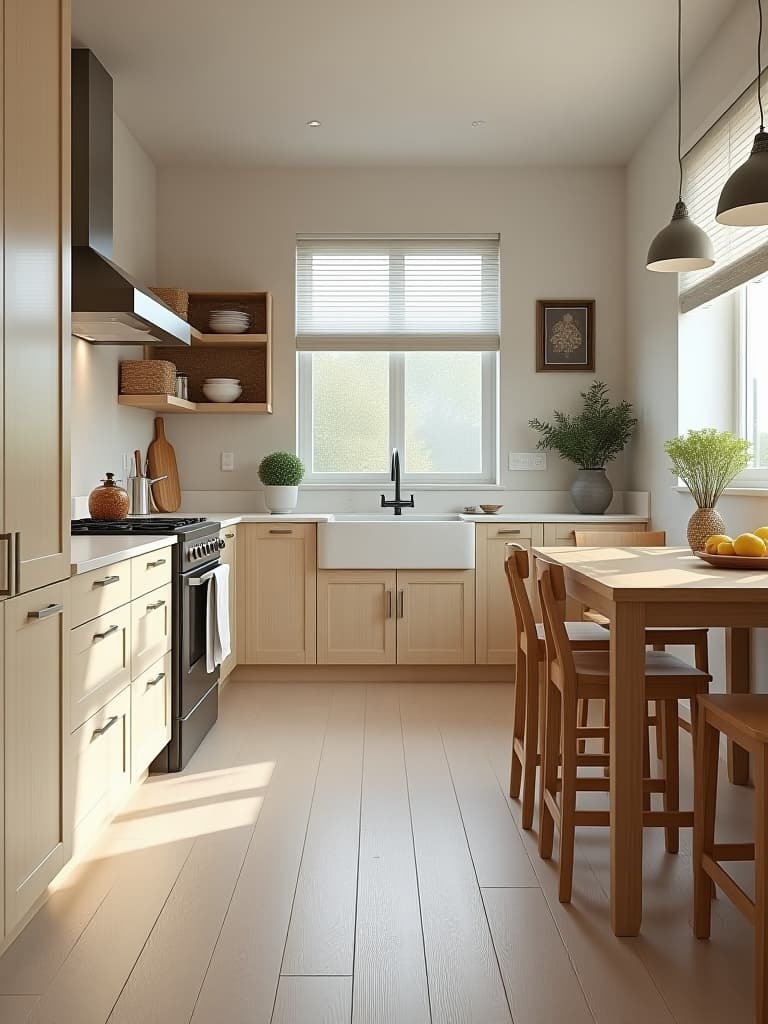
left=759, top=0, right=765, bottom=131
left=677, top=0, right=683, bottom=201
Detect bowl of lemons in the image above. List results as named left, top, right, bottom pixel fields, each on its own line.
left=696, top=527, right=768, bottom=568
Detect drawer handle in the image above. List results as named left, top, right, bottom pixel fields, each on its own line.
left=225, top=532, right=235, bottom=539
left=146, top=558, right=167, bottom=569
left=146, top=671, right=165, bottom=687
left=396, top=590, right=404, bottom=618
left=93, top=624, right=119, bottom=642
left=92, top=715, right=119, bottom=739
left=94, top=574, right=120, bottom=588
left=496, top=529, right=521, bottom=536
left=385, top=590, right=393, bottom=619
left=28, top=602, right=64, bottom=620
left=146, top=599, right=166, bottom=611
left=269, top=529, right=293, bottom=535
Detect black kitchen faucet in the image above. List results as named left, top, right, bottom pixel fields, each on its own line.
left=380, top=448, right=415, bottom=516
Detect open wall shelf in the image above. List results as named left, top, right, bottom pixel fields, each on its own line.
left=118, top=394, right=271, bottom=414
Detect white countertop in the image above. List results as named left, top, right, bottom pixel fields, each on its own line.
left=197, top=512, right=335, bottom=528
left=71, top=535, right=177, bottom=575
left=457, top=513, right=649, bottom=523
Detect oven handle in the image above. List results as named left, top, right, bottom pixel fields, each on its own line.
left=188, top=568, right=219, bottom=587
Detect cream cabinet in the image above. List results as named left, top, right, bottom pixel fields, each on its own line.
left=70, top=603, right=131, bottom=732
left=131, top=652, right=172, bottom=784
left=317, top=570, right=396, bottom=664
left=476, top=523, right=544, bottom=664
left=4, top=582, right=70, bottom=932
left=218, top=527, right=238, bottom=683
left=396, top=570, right=475, bottom=665
left=243, top=524, right=317, bottom=664
left=130, top=583, right=172, bottom=678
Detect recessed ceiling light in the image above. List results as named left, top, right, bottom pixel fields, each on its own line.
left=471, top=120, right=486, bottom=127
left=307, top=120, right=321, bottom=127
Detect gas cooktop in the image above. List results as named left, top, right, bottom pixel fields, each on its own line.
left=72, top=516, right=207, bottom=535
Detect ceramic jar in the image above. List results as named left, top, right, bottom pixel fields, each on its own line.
left=88, top=473, right=130, bottom=520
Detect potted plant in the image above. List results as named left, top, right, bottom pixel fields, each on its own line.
left=529, top=380, right=637, bottom=514
left=664, top=429, right=751, bottom=551
left=258, top=451, right=305, bottom=514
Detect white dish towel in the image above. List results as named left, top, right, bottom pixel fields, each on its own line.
left=205, top=563, right=231, bottom=673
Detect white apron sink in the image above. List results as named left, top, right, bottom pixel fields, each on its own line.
left=318, top=516, right=475, bottom=569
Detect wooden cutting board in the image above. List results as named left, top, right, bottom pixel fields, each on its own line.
left=147, top=417, right=181, bottom=512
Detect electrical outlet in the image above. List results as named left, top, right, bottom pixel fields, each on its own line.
left=221, top=451, right=235, bottom=472
left=508, top=452, right=547, bottom=471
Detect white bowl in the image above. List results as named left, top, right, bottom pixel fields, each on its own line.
left=208, top=322, right=249, bottom=334
left=203, top=377, right=241, bottom=384
left=202, top=383, right=243, bottom=403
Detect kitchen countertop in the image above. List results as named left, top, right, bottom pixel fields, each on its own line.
left=457, top=513, right=649, bottom=523
left=71, top=535, right=177, bottom=575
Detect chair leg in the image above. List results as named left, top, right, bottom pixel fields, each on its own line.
left=602, top=698, right=610, bottom=777
left=693, top=711, right=719, bottom=939
left=643, top=717, right=652, bottom=812
left=754, top=747, right=768, bottom=1024
left=539, top=674, right=560, bottom=860
left=558, top=695, right=578, bottom=903
left=510, top=652, right=526, bottom=799
left=577, top=697, right=589, bottom=754
left=520, top=657, right=541, bottom=831
left=661, top=700, right=680, bottom=854
left=652, top=643, right=666, bottom=760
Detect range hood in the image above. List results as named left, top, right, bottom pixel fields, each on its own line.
left=71, top=49, right=191, bottom=347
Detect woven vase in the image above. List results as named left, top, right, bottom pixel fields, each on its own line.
left=686, top=507, right=726, bottom=553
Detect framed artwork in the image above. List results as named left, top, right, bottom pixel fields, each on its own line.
left=536, top=299, right=595, bottom=372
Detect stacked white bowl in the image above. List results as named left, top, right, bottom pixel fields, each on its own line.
left=208, top=308, right=250, bottom=334
left=202, top=377, right=243, bottom=403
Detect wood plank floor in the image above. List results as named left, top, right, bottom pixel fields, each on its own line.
left=0, top=680, right=759, bottom=1023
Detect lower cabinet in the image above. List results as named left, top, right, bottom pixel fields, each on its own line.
left=317, top=569, right=474, bottom=665
left=131, top=651, right=172, bottom=783
left=4, top=582, right=70, bottom=933
left=218, top=527, right=237, bottom=683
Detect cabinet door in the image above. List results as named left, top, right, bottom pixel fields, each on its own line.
left=244, top=525, right=316, bottom=664
left=4, top=581, right=70, bottom=932
left=317, top=570, right=396, bottom=664
left=130, top=583, right=172, bottom=678
left=131, top=652, right=172, bottom=781
left=3, top=0, right=70, bottom=593
left=218, top=527, right=237, bottom=682
left=396, top=570, right=475, bottom=665
left=476, top=523, right=544, bottom=664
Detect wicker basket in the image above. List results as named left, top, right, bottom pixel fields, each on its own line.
left=120, top=359, right=177, bottom=396
left=150, top=287, right=189, bottom=320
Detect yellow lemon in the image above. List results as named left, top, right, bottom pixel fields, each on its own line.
left=717, top=541, right=736, bottom=555
left=754, top=526, right=768, bottom=542
left=733, top=533, right=766, bottom=557
left=705, top=534, right=732, bottom=554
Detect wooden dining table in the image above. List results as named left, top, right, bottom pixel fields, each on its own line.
left=531, top=544, right=768, bottom=937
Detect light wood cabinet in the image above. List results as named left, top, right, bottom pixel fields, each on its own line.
left=317, top=570, right=396, bottom=664
left=4, top=582, right=70, bottom=932
left=243, top=524, right=316, bottom=664
left=70, top=604, right=131, bottom=732
left=71, top=559, right=131, bottom=628
left=131, top=549, right=173, bottom=600
left=131, top=652, right=172, bottom=782
left=130, top=583, right=172, bottom=678
left=219, top=527, right=237, bottom=682
left=476, top=523, right=544, bottom=664
left=397, top=571, right=475, bottom=665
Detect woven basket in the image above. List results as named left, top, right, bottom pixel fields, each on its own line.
left=150, top=287, right=189, bottom=320
left=120, top=360, right=177, bottom=396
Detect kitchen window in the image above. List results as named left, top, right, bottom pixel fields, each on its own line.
left=739, top=278, right=768, bottom=480
left=296, top=236, right=500, bottom=484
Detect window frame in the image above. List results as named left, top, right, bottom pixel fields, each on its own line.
left=736, top=283, right=768, bottom=487
left=297, top=350, right=499, bottom=487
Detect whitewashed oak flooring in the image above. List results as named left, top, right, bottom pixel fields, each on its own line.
left=0, top=680, right=758, bottom=1023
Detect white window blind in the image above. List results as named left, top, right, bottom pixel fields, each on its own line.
left=681, top=82, right=768, bottom=312
left=296, top=235, right=500, bottom=350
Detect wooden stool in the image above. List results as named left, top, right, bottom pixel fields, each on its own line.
left=537, top=556, right=711, bottom=903
left=694, top=694, right=768, bottom=1024
left=505, top=544, right=609, bottom=830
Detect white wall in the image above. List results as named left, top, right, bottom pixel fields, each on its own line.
left=155, top=165, right=627, bottom=505
left=70, top=114, right=158, bottom=498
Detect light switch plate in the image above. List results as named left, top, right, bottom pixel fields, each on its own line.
left=221, top=451, right=235, bottom=472
left=508, top=452, right=547, bottom=471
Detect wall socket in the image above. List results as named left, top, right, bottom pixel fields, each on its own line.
left=221, top=451, right=235, bottom=472
left=508, top=452, right=547, bottom=471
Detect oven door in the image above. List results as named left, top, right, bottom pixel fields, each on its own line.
left=179, top=560, right=220, bottom=718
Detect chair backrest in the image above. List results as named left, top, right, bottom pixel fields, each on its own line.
left=504, top=544, right=539, bottom=660
left=573, top=529, right=666, bottom=547
left=536, top=556, right=577, bottom=698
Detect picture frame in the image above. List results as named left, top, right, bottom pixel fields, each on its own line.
left=536, top=299, right=595, bottom=373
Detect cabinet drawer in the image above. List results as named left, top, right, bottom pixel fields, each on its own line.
left=476, top=522, right=538, bottom=542
left=131, top=583, right=172, bottom=678
left=543, top=521, right=647, bottom=546
left=131, top=547, right=173, bottom=599
left=70, top=603, right=131, bottom=732
left=71, top=559, right=131, bottom=627
left=131, top=651, right=172, bottom=781
left=71, top=687, right=131, bottom=855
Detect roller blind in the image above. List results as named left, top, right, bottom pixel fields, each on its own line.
left=296, top=235, right=500, bottom=350
left=680, top=82, right=768, bottom=312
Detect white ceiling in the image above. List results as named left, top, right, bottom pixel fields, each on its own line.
left=72, top=0, right=739, bottom=167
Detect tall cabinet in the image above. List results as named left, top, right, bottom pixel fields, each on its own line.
left=1, top=0, right=72, bottom=940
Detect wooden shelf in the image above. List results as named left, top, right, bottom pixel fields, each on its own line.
left=118, top=395, right=272, bottom=415
left=193, top=332, right=269, bottom=347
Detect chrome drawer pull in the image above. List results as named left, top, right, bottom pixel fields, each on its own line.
left=497, top=529, right=521, bottom=536
left=92, top=715, right=119, bottom=739
left=225, top=532, right=235, bottom=539
left=146, top=558, right=167, bottom=569
left=146, top=599, right=166, bottom=611
left=94, top=575, right=120, bottom=588
left=269, top=529, right=293, bottom=535
left=147, top=671, right=165, bottom=687
left=93, top=624, right=119, bottom=642
left=28, top=602, right=64, bottom=620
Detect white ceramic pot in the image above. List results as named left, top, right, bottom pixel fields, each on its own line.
left=263, top=485, right=299, bottom=514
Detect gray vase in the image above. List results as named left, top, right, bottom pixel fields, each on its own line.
left=570, top=469, right=613, bottom=515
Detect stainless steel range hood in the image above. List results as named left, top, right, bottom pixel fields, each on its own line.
left=71, top=49, right=191, bottom=347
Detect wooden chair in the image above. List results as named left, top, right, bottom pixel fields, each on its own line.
left=536, top=556, right=711, bottom=903
left=505, top=544, right=610, bottom=831
left=694, top=695, right=768, bottom=1024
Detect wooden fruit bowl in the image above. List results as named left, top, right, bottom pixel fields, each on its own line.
left=695, top=550, right=768, bottom=570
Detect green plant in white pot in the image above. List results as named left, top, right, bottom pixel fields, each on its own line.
left=258, top=451, right=305, bottom=514
left=529, top=380, right=637, bottom=514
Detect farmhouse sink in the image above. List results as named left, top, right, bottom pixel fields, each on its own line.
left=318, top=516, right=475, bottom=569
left=332, top=512, right=461, bottom=522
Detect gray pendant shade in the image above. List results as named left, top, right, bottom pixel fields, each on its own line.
left=647, top=200, right=715, bottom=272
left=715, top=130, right=768, bottom=225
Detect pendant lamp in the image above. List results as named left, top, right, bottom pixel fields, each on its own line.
left=647, top=0, right=714, bottom=272
left=716, top=0, right=768, bottom=226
